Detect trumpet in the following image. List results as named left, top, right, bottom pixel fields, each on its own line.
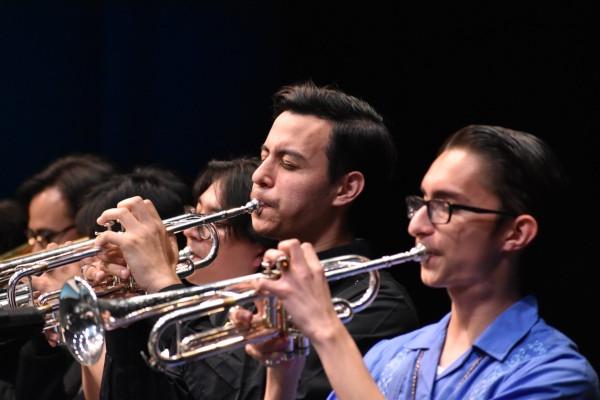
left=2, top=200, right=260, bottom=309
left=0, top=284, right=33, bottom=309
left=60, top=244, right=426, bottom=367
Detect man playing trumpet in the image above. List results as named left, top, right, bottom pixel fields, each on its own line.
left=84, top=82, right=419, bottom=400
left=237, top=125, right=600, bottom=399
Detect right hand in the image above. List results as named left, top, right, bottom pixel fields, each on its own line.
left=252, top=239, right=342, bottom=344
left=94, top=196, right=181, bottom=293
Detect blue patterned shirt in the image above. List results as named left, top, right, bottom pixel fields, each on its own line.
left=328, top=296, right=599, bottom=399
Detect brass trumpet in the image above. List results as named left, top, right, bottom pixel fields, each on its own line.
left=2, top=200, right=260, bottom=309
left=60, top=244, right=426, bottom=366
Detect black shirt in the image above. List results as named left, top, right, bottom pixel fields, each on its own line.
left=100, top=239, right=419, bottom=400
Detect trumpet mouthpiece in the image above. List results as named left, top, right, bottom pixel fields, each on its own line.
left=412, top=243, right=427, bottom=261
left=248, top=199, right=262, bottom=213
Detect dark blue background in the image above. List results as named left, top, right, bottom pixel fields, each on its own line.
left=1, top=3, right=598, bottom=371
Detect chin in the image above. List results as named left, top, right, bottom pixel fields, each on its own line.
left=420, top=263, right=443, bottom=288
left=252, top=219, right=279, bottom=238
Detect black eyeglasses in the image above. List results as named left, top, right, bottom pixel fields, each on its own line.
left=26, top=224, right=76, bottom=247
left=405, top=195, right=515, bottom=225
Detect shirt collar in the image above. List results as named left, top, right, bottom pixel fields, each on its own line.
left=473, top=295, right=539, bottom=361
left=403, top=295, right=539, bottom=359
left=405, top=313, right=451, bottom=350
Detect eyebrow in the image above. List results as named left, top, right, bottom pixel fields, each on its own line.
left=260, top=145, right=307, bottom=162
left=196, top=201, right=220, bottom=214
left=421, top=188, right=469, bottom=203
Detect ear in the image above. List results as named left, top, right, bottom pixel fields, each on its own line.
left=332, top=171, right=365, bottom=207
left=501, top=214, right=538, bottom=253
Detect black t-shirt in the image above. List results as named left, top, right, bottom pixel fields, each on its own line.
left=100, top=239, right=419, bottom=400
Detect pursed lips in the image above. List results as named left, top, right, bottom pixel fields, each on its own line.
left=250, top=194, right=275, bottom=214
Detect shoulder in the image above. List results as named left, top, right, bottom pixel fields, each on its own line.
left=364, top=321, right=438, bottom=363
left=480, top=319, right=600, bottom=399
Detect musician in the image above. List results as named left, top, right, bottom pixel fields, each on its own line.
left=182, top=158, right=270, bottom=286
left=91, top=82, right=419, bottom=399
left=0, top=155, right=115, bottom=400
left=73, top=166, right=190, bottom=400
left=17, top=154, right=116, bottom=294
left=84, top=158, right=273, bottom=400
left=240, top=125, right=600, bottom=399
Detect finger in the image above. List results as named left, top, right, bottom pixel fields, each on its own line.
left=118, top=197, right=162, bottom=225
left=96, top=207, right=139, bottom=232
left=102, top=262, right=130, bottom=280
left=44, top=242, right=59, bottom=250
left=262, top=248, right=288, bottom=267
left=300, top=242, right=322, bottom=273
left=95, top=230, right=129, bottom=249
left=253, top=277, right=287, bottom=299
left=81, top=265, right=106, bottom=283
left=228, top=306, right=254, bottom=328
left=95, top=246, right=125, bottom=266
left=115, top=196, right=144, bottom=209
left=279, top=239, right=311, bottom=278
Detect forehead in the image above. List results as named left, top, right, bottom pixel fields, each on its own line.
left=28, top=186, right=71, bottom=229
left=263, top=111, right=332, bottom=156
left=422, top=148, right=495, bottom=203
left=197, top=181, right=221, bottom=212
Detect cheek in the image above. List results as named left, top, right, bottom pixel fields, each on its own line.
left=66, top=230, right=80, bottom=241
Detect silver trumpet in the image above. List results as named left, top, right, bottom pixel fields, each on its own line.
left=3, top=200, right=260, bottom=309
left=0, top=284, right=33, bottom=309
left=59, top=244, right=426, bottom=367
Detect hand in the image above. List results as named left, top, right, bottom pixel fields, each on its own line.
left=253, top=239, right=342, bottom=345
left=31, top=242, right=82, bottom=293
left=229, top=304, right=306, bottom=400
left=229, top=305, right=306, bottom=367
left=95, top=197, right=181, bottom=293
left=44, top=329, right=61, bottom=348
left=80, top=244, right=128, bottom=284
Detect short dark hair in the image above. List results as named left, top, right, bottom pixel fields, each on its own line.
left=75, top=166, right=189, bottom=238
left=17, top=154, right=116, bottom=220
left=440, top=125, right=567, bottom=227
left=272, top=82, right=398, bottom=241
left=192, top=157, right=272, bottom=246
left=0, top=199, right=27, bottom=254
left=440, top=125, right=568, bottom=296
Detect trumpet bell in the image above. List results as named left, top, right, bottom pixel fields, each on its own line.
left=59, top=277, right=104, bottom=365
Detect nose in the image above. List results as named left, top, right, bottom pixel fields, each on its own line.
left=252, top=158, right=274, bottom=188
left=183, top=226, right=203, bottom=241
left=31, top=241, right=44, bottom=252
left=408, top=205, right=434, bottom=239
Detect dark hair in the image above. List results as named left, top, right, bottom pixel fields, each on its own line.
left=440, top=125, right=567, bottom=227
left=17, top=154, right=116, bottom=220
left=192, top=157, right=272, bottom=246
left=440, top=125, right=568, bottom=295
left=75, top=166, right=190, bottom=238
left=272, top=82, right=398, bottom=241
left=0, top=199, right=27, bottom=254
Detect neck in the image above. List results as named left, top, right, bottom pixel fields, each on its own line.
left=284, top=210, right=354, bottom=253
left=440, top=258, right=520, bottom=367
left=307, top=217, right=354, bottom=253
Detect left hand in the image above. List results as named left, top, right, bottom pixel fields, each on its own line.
left=31, top=242, right=82, bottom=293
